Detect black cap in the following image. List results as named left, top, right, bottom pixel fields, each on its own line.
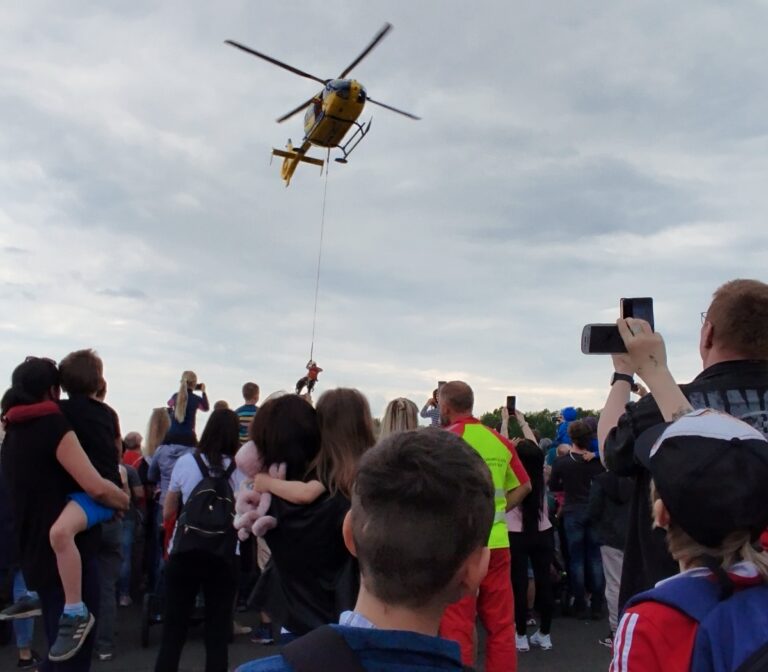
left=634, top=409, right=768, bottom=548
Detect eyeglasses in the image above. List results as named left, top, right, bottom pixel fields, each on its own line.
left=700, top=311, right=708, bottom=324
left=25, top=356, right=57, bottom=366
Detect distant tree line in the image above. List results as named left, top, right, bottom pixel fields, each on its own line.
left=478, top=407, right=599, bottom=441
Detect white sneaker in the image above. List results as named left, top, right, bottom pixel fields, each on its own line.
left=530, top=630, right=552, bottom=650
left=515, top=634, right=530, bottom=652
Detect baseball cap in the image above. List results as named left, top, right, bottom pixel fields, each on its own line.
left=634, top=408, right=768, bottom=548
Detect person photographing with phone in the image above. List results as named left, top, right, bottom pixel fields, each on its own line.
left=608, top=315, right=768, bottom=671
left=167, top=371, right=209, bottom=445
left=597, top=280, right=768, bottom=612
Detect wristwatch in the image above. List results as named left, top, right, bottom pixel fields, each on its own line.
left=611, top=372, right=635, bottom=387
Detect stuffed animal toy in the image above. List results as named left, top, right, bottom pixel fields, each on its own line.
left=233, top=440, right=286, bottom=540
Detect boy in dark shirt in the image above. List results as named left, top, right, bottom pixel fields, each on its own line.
left=49, top=350, right=122, bottom=661
left=236, top=427, right=495, bottom=672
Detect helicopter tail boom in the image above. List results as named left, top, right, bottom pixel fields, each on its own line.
left=271, top=142, right=323, bottom=186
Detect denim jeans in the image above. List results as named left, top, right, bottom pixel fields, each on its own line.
left=117, top=517, right=135, bottom=597
left=96, top=519, right=122, bottom=656
left=563, top=506, right=605, bottom=611
left=12, top=570, right=37, bottom=649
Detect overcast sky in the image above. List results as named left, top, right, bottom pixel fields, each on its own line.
left=2, top=1, right=767, bottom=435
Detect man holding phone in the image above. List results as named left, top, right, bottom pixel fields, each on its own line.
left=597, top=279, right=768, bottom=610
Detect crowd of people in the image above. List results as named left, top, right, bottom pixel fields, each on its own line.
left=0, top=277, right=767, bottom=672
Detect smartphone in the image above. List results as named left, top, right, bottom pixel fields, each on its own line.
left=621, top=297, right=654, bottom=331
left=506, top=395, right=516, bottom=413
left=195, top=383, right=203, bottom=391
left=437, top=380, right=447, bottom=390
left=581, top=324, right=627, bottom=354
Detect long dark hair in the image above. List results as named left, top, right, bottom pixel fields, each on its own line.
left=249, top=395, right=321, bottom=481
left=516, top=439, right=545, bottom=534
left=197, top=408, right=239, bottom=470
left=1, top=358, right=60, bottom=417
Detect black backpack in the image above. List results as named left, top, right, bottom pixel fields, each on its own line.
left=170, top=453, right=237, bottom=561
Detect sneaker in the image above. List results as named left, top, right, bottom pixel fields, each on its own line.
left=17, top=651, right=41, bottom=669
left=233, top=621, right=252, bottom=636
left=118, top=595, right=132, bottom=607
left=530, top=630, right=553, bottom=650
left=0, top=596, right=42, bottom=620
left=47, top=611, right=95, bottom=662
left=97, top=651, right=114, bottom=661
left=515, top=634, right=530, bottom=652
left=598, top=635, right=614, bottom=649
left=251, top=623, right=274, bottom=645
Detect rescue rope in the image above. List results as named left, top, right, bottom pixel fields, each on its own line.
left=309, top=150, right=331, bottom=362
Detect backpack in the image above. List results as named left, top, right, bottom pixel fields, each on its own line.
left=626, top=574, right=768, bottom=672
left=170, top=453, right=237, bottom=562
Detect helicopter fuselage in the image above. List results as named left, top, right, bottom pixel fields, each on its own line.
left=303, top=79, right=367, bottom=148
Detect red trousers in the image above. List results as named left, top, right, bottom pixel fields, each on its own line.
left=440, top=548, right=516, bottom=672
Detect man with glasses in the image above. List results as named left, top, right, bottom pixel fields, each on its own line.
left=597, top=279, right=768, bottom=611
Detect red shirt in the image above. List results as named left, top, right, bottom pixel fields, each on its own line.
left=123, top=449, right=143, bottom=468
left=611, top=565, right=765, bottom=672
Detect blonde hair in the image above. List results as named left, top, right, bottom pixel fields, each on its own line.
left=651, top=483, right=768, bottom=582
left=174, top=371, right=197, bottom=424
left=380, top=398, right=419, bottom=440
left=145, top=407, right=171, bottom=457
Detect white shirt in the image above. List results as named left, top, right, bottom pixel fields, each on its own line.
left=168, top=452, right=246, bottom=503
left=168, top=452, right=247, bottom=552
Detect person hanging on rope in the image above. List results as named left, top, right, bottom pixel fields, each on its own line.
left=295, top=360, right=323, bottom=396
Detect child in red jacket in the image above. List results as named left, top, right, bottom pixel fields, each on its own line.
left=609, top=318, right=768, bottom=672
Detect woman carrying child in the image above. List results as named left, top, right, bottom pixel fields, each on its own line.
left=251, top=389, right=375, bottom=636
left=1, top=357, right=128, bottom=667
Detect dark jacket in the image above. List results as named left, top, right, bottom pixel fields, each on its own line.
left=603, top=359, right=768, bottom=610
left=587, top=471, right=634, bottom=550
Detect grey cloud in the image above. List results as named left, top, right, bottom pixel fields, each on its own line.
left=96, top=287, right=148, bottom=300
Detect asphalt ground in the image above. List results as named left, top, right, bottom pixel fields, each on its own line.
left=0, top=604, right=613, bottom=671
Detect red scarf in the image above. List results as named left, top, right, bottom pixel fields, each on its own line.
left=3, top=401, right=61, bottom=425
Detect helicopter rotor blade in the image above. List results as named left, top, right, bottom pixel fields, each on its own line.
left=366, top=97, right=421, bottom=120
left=225, top=40, right=327, bottom=85
left=276, top=96, right=317, bottom=124
left=337, top=23, right=393, bottom=79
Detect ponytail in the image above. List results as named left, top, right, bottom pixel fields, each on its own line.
left=174, top=370, right=196, bottom=424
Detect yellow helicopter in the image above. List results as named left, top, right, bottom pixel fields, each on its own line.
left=225, top=23, right=419, bottom=185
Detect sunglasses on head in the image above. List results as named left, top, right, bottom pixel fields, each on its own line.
left=25, top=356, right=57, bottom=367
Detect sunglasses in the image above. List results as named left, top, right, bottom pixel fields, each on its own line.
left=25, top=356, right=58, bottom=367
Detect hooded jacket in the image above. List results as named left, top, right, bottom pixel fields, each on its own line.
left=147, top=443, right=194, bottom=504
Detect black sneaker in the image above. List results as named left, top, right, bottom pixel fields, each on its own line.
left=48, top=611, right=95, bottom=662
left=17, top=650, right=41, bottom=669
left=250, top=623, right=274, bottom=645
left=0, top=596, right=42, bottom=620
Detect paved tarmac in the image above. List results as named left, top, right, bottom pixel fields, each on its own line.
left=0, top=604, right=613, bottom=671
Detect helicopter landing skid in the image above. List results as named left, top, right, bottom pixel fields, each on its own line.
left=334, top=119, right=371, bottom=163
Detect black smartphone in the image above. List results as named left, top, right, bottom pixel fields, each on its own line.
left=195, top=383, right=203, bottom=391
left=506, top=395, right=516, bottom=413
left=437, top=380, right=447, bottom=390
left=581, top=324, right=627, bottom=354
left=620, top=297, right=654, bottom=331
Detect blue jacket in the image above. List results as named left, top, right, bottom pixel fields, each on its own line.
left=236, top=625, right=465, bottom=672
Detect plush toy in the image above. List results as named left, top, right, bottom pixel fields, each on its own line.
left=233, top=440, right=286, bottom=540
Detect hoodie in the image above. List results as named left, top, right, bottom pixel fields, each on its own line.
left=147, top=443, right=194, bottom=504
